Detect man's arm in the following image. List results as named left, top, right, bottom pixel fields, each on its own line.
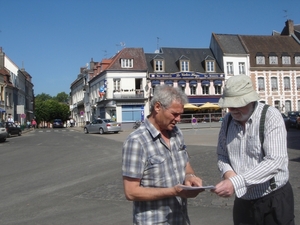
left=123, top=176, right=202, bottom=201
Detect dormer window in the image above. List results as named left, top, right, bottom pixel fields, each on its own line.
left=180, top=60, right=189, bottom=72
left=121, top=59, right=133, bottom=68
left=295, top=52, right=300, bottom=65
left=282, top=54, right=291, bottom=65
left=205, top=60, right=215, bottom=72
left=269, top=53, right=278, bottom=65
left=256, top=55, right=265, bottom=65
left=154, top=59, right=164, bottom=72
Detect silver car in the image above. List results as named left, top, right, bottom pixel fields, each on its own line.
left=84, top=119, right=121, bottom=134
left=0, top=122, right=8, bottom=142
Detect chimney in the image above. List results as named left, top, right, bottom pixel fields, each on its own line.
left=286, top=19, right=294, bottom=35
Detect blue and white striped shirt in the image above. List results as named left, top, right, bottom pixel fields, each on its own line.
left=217, top=102, right=289, bottom=199
left=122, top=118, right=190, bottom=225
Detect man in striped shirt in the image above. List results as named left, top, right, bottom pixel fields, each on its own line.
left=122, top=85, right=203, bottom=225
left=213, top=75, right=294, bottom=225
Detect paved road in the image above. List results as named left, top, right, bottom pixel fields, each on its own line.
left=1, top=125, right=299, bottom=225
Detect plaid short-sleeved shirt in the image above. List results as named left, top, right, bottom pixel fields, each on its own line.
left=122, top=118, right=190, bottom=225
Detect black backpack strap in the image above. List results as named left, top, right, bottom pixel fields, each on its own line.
left=259, top=104, right=270, bottom=146
left=225, top=114, right=232, bottom=137
left=259, top=104, right=276, bottom=190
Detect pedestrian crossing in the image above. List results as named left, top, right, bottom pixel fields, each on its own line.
left=35, top=129, right=78, bottom=133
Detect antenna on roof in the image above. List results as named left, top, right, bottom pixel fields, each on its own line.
left=103, top=50, right=107, bottom=58
left=283, top=10, right=289, bottom=20
left=157, top=37, right=160, bottom=50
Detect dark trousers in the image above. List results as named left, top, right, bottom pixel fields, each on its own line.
left=233, top=182, right=295, bottom=225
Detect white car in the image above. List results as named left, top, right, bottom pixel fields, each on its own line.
left=0, top=122, right=8, bottom=142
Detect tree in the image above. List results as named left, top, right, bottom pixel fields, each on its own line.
left=35, top=93, right=53, bottom=102
left=34, top=93, right=70, bottom=127
left=54, top=92, right=69, bottom=103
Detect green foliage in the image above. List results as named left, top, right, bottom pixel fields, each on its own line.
left=53, top=92, right=69, bottom=103
left=34, top=92, right=70, bottom=125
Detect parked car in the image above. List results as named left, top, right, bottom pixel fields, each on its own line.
left=281, top=113, right=291, bottom=131
left=84, top=118, right=121, bottom=134
left=52, top=119, right=64, bottom=128
left=296, top=116, right=300, bottom=129
left=287, top=111, right=300, bottom=128
left=0, top=122, right=8, bottom=142
left=3, top=122, right=22, bottom=137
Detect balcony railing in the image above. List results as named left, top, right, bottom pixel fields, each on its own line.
left=113, top=91, right=145, bottom=99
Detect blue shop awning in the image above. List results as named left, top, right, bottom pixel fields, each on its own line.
left=151, top=80, right=160, bottom=86
left=189, top=80, right=197, bottom=86
left=178, top=80, right=186, bottom=87
left=0, top=108, right=6, bottom=113
left=201, top=80, right=210, bottom=86
left=214, top=80, right=222, bottom=86
left=188, top=97, right=220, bottom=104
left=164, top=80, right=173, bottom=86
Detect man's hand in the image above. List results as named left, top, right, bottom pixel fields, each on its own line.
left=174, top=184, right=204, bottom=198
left=212, top=179, right=235, bottom=198
left=184, top=174, right=202, bottom=187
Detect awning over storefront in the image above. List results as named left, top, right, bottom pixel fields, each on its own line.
left=178, top=80, right=186, bottom=87
left=0, top=108, right=6, bottom=113
left=151, top=80, right=160, bottom=86
left=214, top=80, right=222, bottom=86
left=164, top=80, right=173, bottom=86
left=188, top=97, right=220, bottom=105
left=201, top=80, right=210, bottom=86
left=189, top=80, right=197, bottom=87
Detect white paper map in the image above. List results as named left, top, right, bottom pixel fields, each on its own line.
left=178, top=185, right=215, bottom=190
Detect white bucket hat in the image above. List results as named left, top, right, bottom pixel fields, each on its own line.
left=218, top=75, right=260, bottom=108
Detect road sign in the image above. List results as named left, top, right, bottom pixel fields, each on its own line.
left=21, top=114, right=26, bottom=119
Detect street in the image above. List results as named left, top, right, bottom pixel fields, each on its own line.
left=0, top=127, right=299, bottom=225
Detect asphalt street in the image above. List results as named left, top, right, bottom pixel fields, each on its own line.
left=0, top=123, right=299, bottom=225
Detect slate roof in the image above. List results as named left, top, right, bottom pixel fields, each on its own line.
left=212, top=33, right=247, bottom=54
left=145, top=47, right=223, bottom=73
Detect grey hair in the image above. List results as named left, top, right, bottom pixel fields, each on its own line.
left=149, top=85, right=188, bottom=112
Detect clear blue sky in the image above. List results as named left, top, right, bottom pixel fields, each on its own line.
left=1, top=0, right=299, bottom=97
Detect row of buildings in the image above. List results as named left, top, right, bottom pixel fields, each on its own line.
left=70, top=20, right=300, bottom=126
left=0, top=47, right=34, bottom=124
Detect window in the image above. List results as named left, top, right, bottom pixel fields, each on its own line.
left=284, top=77, right=290, bottom=90
left=238, top=62, right=245, bottom=74
left=178, top=80, right=186, bottom=92
left=282, top=56, right=291, bottom=65
left=154, top=60, right=164, bottom=72
left=295, top=56, right=300, bottom=65
left=298, top=100, right=300, bottom=111
left=215, top=85, right=221, bottom=94
left=256, top=56, right=265, bottom=65
left=285, top=100, right=291, bottom=112
left=189, top=80, right=197, bottom=95
left=271, top=77, right=278, bottom=91
left=297, top=77, right=300, bottom=90
left=227, top=62, right=233, bottom=75
left=258, top=77, right=265, bottom=91
left=113, top=79, right=121, bottom=91
left=180, top=60, right=189, bottom=72
left=121, top=59, right=133, bottom=68
left=201, top=80, right=210, bottom=95
left=274, top=100, right=280, bottom=110
left=206, top=61, right=215, bottom=72
left=269, top=56, right=278, bottom=64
